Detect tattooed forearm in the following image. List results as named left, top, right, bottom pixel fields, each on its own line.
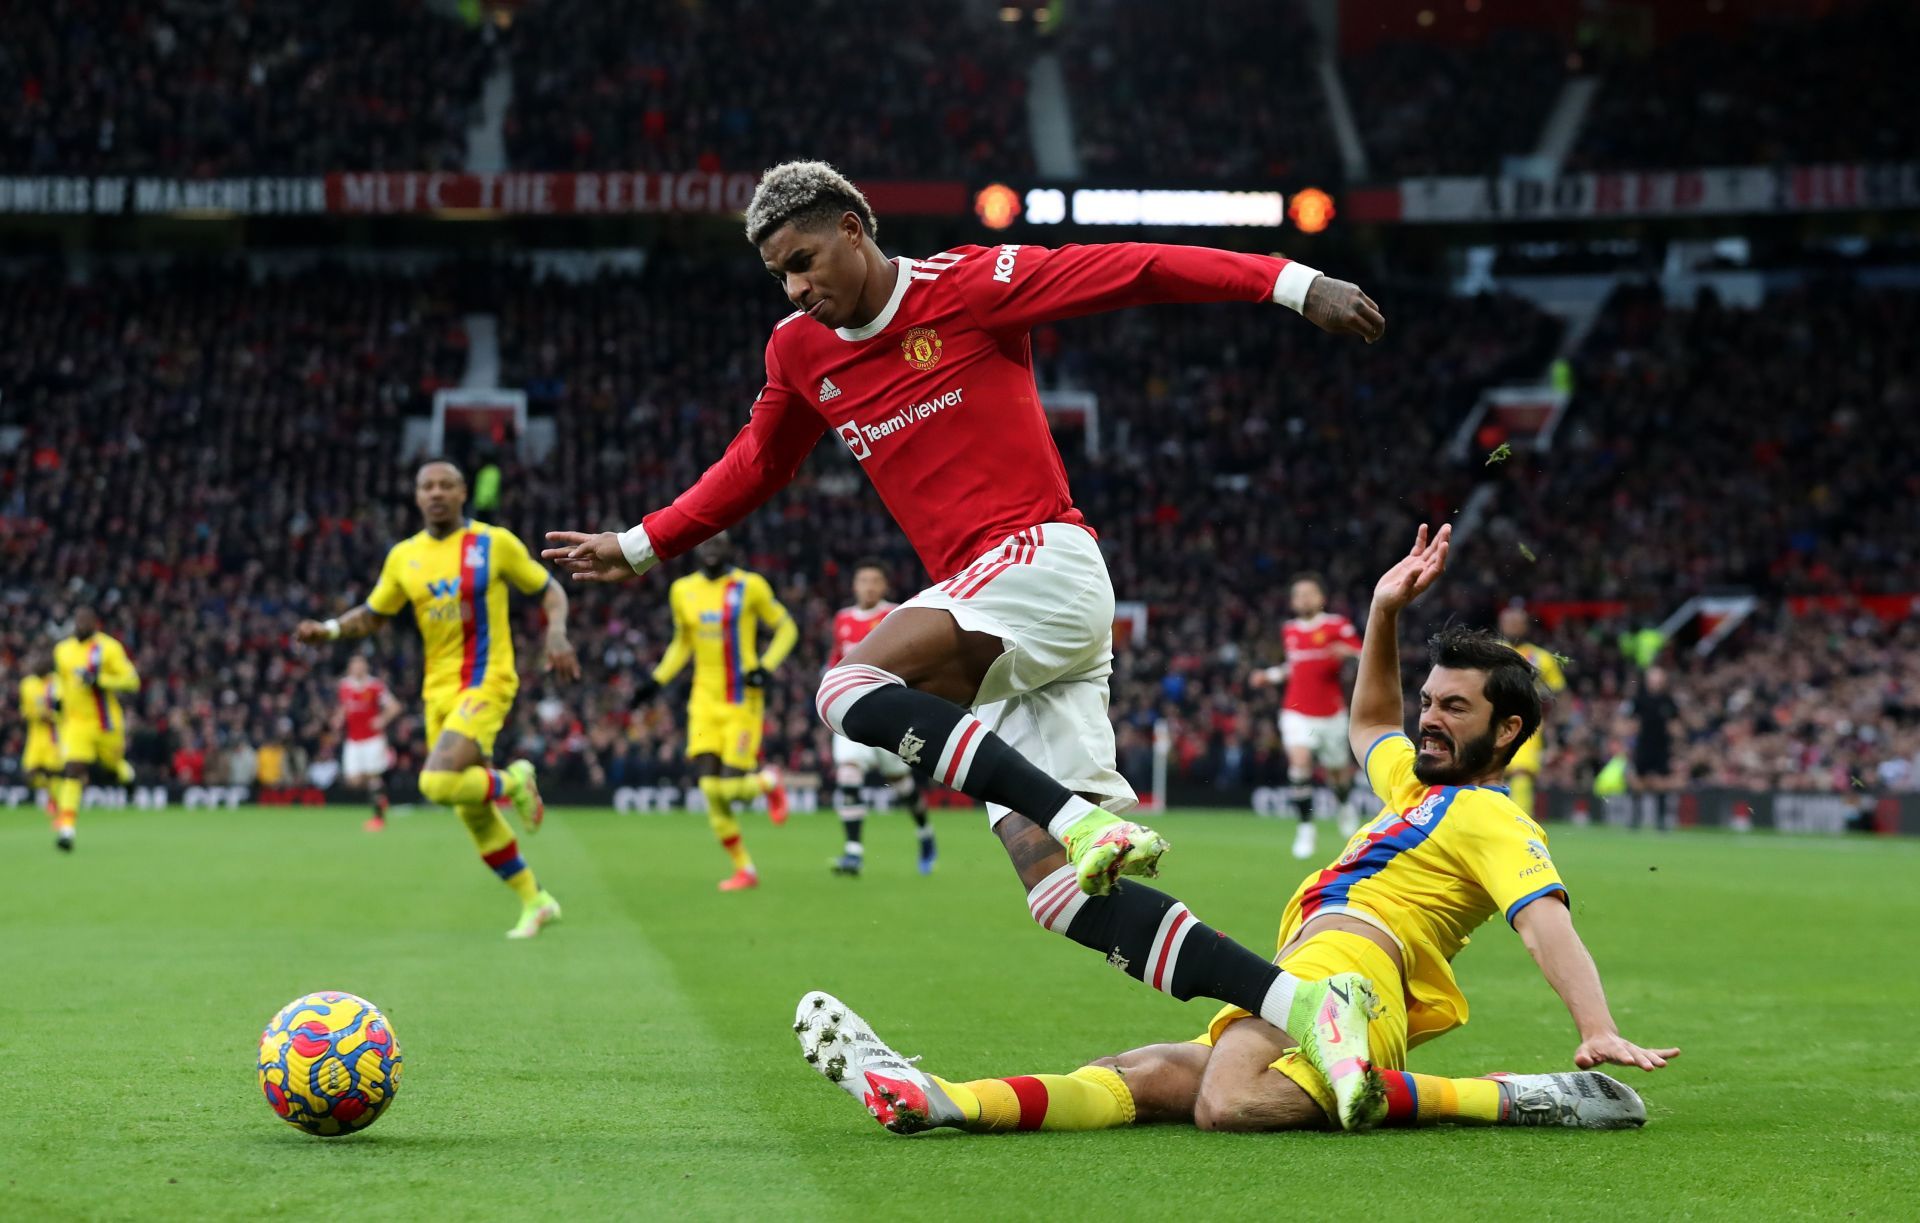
left=995, top=812, right=1070, bottom=889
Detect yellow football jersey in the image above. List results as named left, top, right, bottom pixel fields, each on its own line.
left=1279, top=732, right=1568, bottom=1045
left=53, top=633, right=139, bottom=732
left=19, top=673, right=57, bottom=728
left=366, top=520, right=552, bottom=700
left=654, top=568, right=797, bottom=706
left=1512, top=641, right=1567, bottom=693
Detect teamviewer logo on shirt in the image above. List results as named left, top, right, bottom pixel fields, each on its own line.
left=836, top=419, right=871, bottom=461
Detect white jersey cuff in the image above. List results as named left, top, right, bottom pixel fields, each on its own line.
left=617, top=524, right=659, bottom=576
left=1272, top=262, right=1322, bottom=314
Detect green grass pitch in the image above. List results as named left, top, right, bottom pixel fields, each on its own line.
left=4, top=805, right=1916, bottom=1221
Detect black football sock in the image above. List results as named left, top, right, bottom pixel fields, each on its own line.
left=832, top=680, right=1095, bottom=838
left=1025, top=865, right=1311, bottom=1032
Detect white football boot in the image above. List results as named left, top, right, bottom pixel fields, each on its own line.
left=1485, top=1071, right=1647, bottom=1128
left=794, top=991, right=966, bottom=1134
left=1291, top=820, right=1318, bottom=860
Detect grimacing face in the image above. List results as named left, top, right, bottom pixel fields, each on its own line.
left=759, top=212, right=871, bottom=330
left=1413, top=666, right=1518, bottom=785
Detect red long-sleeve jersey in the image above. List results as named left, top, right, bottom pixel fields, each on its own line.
left=640, top=242, right=1305, bottom=582
left=828, top=600, right=895, bottom=668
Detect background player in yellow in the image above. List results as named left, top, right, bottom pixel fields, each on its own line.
left=18, top=646, right=64, bottom=825
left=50, top=607, right=141, bottom=852
left=295, top=460, right=580, bottom=939
left=799, top=525, right=1678, bottom=1137
left=632, top=532, right=797, bottom=892
left=1500, top=602, right=1568, bottom=819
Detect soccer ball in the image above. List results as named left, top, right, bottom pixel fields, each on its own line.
left=257, top=991, right=403, bottom=1136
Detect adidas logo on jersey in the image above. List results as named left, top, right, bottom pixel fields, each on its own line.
left=818, top=377, right=842, bottom=403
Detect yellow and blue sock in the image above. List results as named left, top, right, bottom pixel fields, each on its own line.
left=698, top=776, right=756, bottom=871
left=457, top=802, right=541, bottom=904
left=418, top=766, right=517, bottom=808
left=1379, top=1070, right=1507, bottom=1125
left=933, top=1067, right=1135, bottom=1132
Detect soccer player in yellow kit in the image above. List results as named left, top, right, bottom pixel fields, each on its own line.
left=296, top=461, right=580, bottom=939
left=632, top=533, right=797, bottom=891
left=1499, top=603, right=1567, bottom=819
left=18, top=648, right=64, bottom=824
left=800, top=525, right=1678, bottom=1136
left=49, top=607, right=141, bottom=852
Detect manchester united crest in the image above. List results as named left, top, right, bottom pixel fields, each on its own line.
left=901, top=326, right=942, bottom=371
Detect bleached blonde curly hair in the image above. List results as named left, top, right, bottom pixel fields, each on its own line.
left=744, top=160, right=878, bottom=246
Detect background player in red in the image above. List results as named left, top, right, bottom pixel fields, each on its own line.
left=827, top=559, right=934, bottom=877
left=336, top=653, right=402, bottom=831
left=546, top=160, right=1395, bottom=1123
left=1253, top=573, right=1364, bottom=859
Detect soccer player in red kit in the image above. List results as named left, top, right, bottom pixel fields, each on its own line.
left=337, top=653, right=402, bottom=831
left=827, top=558, right=935, bottom=877
left=546, top=161, right=1395, bottom=1129
left=1252, top=573, right=1364, bottom=860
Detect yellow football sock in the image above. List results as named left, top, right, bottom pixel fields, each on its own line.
left=456, top=801, right=541, bottom=904
left=699, top=778, right=754, bottom=870
left=419, top=766, right=517, bottom=808
left=935, top=1067, right=1136, bottom=1133
left=1380, top=1070, right=1506, bottom=1126
left=55, top=777, right=82, bottom=830
left=1508, top=773, right=1536, bottom=819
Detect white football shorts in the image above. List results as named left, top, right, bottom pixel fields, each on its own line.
left=1280, top=708, right=1351, bottom=770
left=341, top=735, right=392, bottom=779
left=901, top=522, right=1136, bottom=826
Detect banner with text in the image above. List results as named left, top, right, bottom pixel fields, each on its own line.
left=0, top=174, right=968, bottom=218
left=1346, top=162, right=1920, bottom=224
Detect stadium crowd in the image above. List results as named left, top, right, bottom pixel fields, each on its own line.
left=1570, top=1, right=1918, bottom=170
left=1342, top=29, right=1567, bottom=178
left=0, top=0, right=493, bottom=176
left=2, top=255, right=1915, bottom=804
left=504, top=0, right=1033, bottom=177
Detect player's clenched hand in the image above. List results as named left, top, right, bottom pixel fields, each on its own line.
left=294, top=620, right=332, bottom=645
left=1574, top=1032, right=1680, bottom=1072
left=1303, top=277, right=1386, bottom=343
left=1372, top=523, right=1451, bottom=613
left=542, top=531, right=640, bottom=584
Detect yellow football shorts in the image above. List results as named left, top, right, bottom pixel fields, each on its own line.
left=687, top=697, right=765, bottom=771
left=425, top=680, right=517, bottom=758
left=1194, top=930, right=1409, bottom=1122
left=58, top=722, right=125, bottom=771
left=23, top=726, right=64, bottom=776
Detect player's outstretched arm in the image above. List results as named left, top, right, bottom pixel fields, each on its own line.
left=544, top=363, right=826, bottom=583
left=295, top=604, right=386, bottom=644
left=1513, top=898, right=1680, bottom=1072
left=1347, top=524, right=1451, bottom=763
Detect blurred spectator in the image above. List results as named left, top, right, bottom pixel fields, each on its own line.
left=1344, top=30, right=1569, bottom=177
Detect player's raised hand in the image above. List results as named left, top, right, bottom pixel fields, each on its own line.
left=1574, top=1032, right=1680, bottom=1073
left=1303, top=277, right=1386, bottom=344
left=1372, top=523, right=1451, bottom=613
left=543, top=530, right=641, bottom=584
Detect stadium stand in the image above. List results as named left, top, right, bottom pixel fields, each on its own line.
left=503, top=0, right=1034, bottom=177
left=0, top=0, right=494, bottom=175
left=1342, top=29, right=1569, bottom=178
left=1569, top=1, right=1920, bottom=170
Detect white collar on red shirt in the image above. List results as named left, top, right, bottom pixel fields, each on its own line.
left=835, top=257, right=915, bottom=342
left=844, top=601, right=894, bottom=620
left=1290, top=612, right=1335, bottom=629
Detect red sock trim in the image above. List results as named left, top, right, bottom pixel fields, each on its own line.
left=721, top=835, right=742, bottom=849
left=1002, top=1076, right=1049, bottom=1131
left=1380, top=1069, right=1417, bottom=1125
left=482, top=841, right=520, bottom=869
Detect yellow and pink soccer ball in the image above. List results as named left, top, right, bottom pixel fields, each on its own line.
left=257, top=992, right=403, bottom=1136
